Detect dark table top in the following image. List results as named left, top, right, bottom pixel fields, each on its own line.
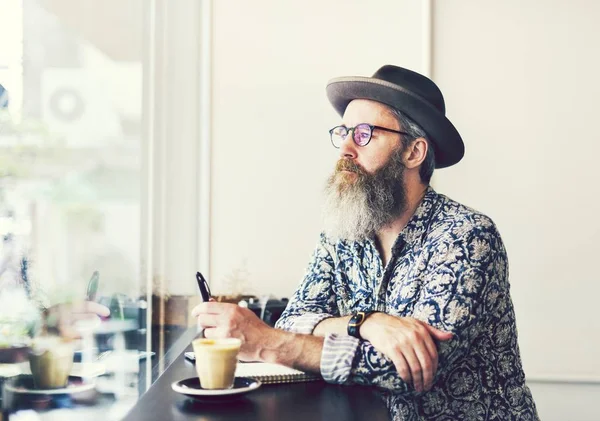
left=122, top=346, right=391, bottom=421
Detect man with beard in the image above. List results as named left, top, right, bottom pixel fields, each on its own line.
left=192, top=65, right=538, bottom=420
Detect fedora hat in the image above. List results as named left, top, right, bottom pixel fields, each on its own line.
left=326, top=65, right=464, bottom=168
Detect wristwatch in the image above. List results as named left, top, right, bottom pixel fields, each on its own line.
left=347, top=311, right=373, bottom=339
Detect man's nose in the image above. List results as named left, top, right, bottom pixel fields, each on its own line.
left=339, top=132, right=358, bottom=159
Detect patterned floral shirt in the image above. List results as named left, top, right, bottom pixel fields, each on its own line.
left=275, top=187, right=539, bottom=420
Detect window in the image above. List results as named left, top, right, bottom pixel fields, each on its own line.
left=1, top=0, right=207, bottom=415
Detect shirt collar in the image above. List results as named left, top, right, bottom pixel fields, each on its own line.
left=392, top=186, right=439, bottom=251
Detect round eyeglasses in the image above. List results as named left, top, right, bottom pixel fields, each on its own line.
left=329, top=123, right=409, bottom=148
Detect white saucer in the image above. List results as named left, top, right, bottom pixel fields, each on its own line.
left=171, top=376, right=261, bottom=401
left=4, top=376, right=96, bottom=395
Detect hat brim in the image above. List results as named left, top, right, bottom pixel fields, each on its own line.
left=326, top=77, right=464, bottom=169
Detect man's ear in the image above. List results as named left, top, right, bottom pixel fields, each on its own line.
left=403, top=137, right=428, bottom=169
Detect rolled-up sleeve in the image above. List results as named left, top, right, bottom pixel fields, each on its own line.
left=320, top=333, right=360, bottom=383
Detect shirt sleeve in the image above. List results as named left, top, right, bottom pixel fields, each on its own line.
left=320, top=221, right=506, bottom=393
left=275, top=233, right=339, bottom=334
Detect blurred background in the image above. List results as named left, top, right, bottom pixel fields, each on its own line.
left=0, top=0, right=598, bottom=420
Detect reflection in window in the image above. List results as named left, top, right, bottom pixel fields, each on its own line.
left=1, top=0, right=145, bottom=416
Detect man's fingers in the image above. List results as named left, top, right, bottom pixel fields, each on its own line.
left=196, top=314, right=220, bottom=328
left=191, top=301, right=236, bottom=318
left=403, top=348, right=424, bottom=393
left=203, top=327, right=228, bottom=339
left=422, top=332, right=439, bottom=376
left=423, top=324, right=453, bottom=341
left=71, top=301, right=111, bottom=317
left=203, top=327, right=217, bottom=339
left=71, top=313, right=101, bottom=323
left=192, top=301, right=217, bottom=317
left=191, top=303, right=210, bottom=318
left=414, top=342, right=434, bottom=391
left=391, top=353, right=412, bottom=385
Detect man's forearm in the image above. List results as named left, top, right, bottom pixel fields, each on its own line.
left=313, top=315, right=352, bottom=336
left=259, top=328, right=324, bottom=373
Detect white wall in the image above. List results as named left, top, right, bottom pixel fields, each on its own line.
left=432, top=1, right=600, bottom=419
left=210, top=0, right=423, bottom=297
left=202, top=1, right=600, bottom=419
left=528, top=381, right=600, bottom=421
left=433, top=0, right=600, bottom=379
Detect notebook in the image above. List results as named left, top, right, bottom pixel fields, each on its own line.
left=235, top=362, right=321, bottom=384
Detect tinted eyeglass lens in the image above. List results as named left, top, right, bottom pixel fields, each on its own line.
left=353, top=124, right=372, bottom=146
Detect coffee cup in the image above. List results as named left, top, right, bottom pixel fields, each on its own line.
left=192, top=338, right=241, bottom=389
left=29, top=336, right=74, bottom=389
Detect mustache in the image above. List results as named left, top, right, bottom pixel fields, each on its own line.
left=335, top=159, right=365, bottom=174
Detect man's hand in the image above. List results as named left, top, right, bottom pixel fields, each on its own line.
left=191, top=302, right=272, bottom=361
left=46, top=301, right=110, bottom=339
left=360, top=313, right=453, bottom=393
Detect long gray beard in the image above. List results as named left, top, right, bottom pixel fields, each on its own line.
left=322, top=149, right=407, bottom=242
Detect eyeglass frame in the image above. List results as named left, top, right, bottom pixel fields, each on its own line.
left=328, top=123, right=410, bottom=148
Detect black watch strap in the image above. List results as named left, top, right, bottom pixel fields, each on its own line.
left=347, top=311, right=373, bottom=339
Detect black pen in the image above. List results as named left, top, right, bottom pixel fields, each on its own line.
left=195, top=271, right=212, bottom=339
left=196, top=271, right=212, bottom=302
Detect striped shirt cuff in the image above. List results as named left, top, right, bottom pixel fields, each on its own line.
left=286, top=313, right=334, bottom=335
left=320, top=333, right=360, bottom=384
